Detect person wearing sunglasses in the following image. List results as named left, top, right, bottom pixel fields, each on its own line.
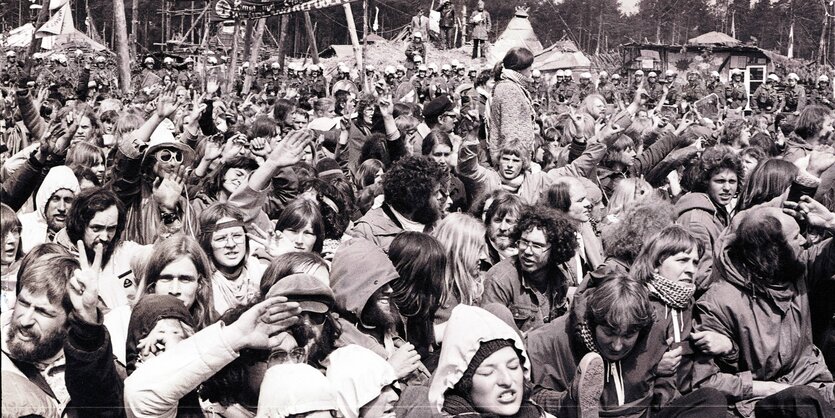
left=110, top=93, right=198, bottom=245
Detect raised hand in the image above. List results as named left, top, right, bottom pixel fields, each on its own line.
left=182, top=93, right=207, bottom=129
left=378, top=95, right=394, bottom=117
left=206, top=77, right=220, bottom=96
left=223, top=296, right=301, bottom=352
left=249, top=136, right=271, bottom=158
left=247, top=224, right=285, bottom=258
left=152, top=165, right=188, bottom=210
left=268, top=129, right=313, bottom=167
left=783, top=195, right=835, bottom=231
left=67, top=241, right=103, bottom=324
left=202, top=136, right=224, bottom=162
left=156, top=87, right=180, bottom=119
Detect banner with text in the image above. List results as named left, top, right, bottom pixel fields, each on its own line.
left=214, top=0, right=358, bottom=20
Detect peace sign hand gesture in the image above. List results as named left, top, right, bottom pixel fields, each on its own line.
left=68, top=240, right=103, bottom=324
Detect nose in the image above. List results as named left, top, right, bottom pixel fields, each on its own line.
left=18, top=307, right=36, bottom=327
left=96, top=231, right=110, bottom=243
left=496, top=367, right=513, bottom=387
left=684, top=261, right=697, bottom=275
left=57, top=200, right=68, bottom=211
left=611, top=337, right=624, bottom=353
left=169, top=279, right=181, bottom=296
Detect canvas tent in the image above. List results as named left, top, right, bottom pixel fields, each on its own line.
left=534, top=40, right=591, bottom=72
left=487, top=7, right=543, bottom=65
left=3, top=0, right=107, bottom=52
left=687, top=31, right=741, bottom=46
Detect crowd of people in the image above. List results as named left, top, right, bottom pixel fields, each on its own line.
left=0, top=24, right=834, bottom=418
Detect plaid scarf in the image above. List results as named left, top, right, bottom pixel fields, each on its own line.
left=647, top=273, right=695, bottom=310
left=578, top=322, right=599, bottom=354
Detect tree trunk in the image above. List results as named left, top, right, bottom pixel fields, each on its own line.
left=362, top=0, right=368, bottom=84
left=227, top=19, right=241, bottom=94
left=112, top=0, right=132, bottom=93
left=131, top=0, right=138, bottom=57
left=277, top=15, right=290, bottom=69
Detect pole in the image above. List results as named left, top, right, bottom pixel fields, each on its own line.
left=303, top=12, right=320, bottom=64
left=362, top=0, right=368, bottom=86
left=227, top=18, right=241, bottom=94
left=344, top=4, right=363, bottom=70
left=243, top=18, right=266, bottom=94
left=22, top=0, right=50, bottom=77
left=113, top=0, right=132, bottom=93
left=131, top=0, right=138, bottom=56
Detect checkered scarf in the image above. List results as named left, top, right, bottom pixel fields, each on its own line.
left=647, top=273, right=695, bottom=310
left=578, top=323, right=599, bottom=354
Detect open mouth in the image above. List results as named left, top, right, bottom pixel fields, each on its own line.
left=497, top=389, right=517, bottom=404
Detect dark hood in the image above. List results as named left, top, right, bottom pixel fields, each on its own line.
left=126, top=294, right=195, bottom=375
left=330, top=239, right=399, bottom=321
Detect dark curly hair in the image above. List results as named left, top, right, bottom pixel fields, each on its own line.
left=511, top=206, right=579, bottom=267
left=601, top=198, right=675, bottom=265
left=298, top=178, right=351, bottom=239
left=691, top=145, right=743, bottom=194
left=65, top=187, right=126, bottom=266
left=383, top=156, right=447, bottom=222
left=728, top=209, right=806, bottom=288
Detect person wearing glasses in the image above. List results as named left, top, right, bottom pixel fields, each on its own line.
left=481, top=207, right=579, bottom=333
left=197, top=203, right=266, bottom=316
left=109, top=90, right=198, bottom=245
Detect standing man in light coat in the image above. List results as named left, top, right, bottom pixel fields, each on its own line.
left=469, top=1, right=491, bottom=59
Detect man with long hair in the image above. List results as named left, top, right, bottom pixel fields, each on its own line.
left=693, top=206, right=835, bottom=417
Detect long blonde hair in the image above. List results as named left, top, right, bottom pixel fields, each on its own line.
left=605, top=177, right=653, bottom=221
left=432, top=213, right=486, bottom=306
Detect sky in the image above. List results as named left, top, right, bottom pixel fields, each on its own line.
left=620, top=0, right=640, bottom=15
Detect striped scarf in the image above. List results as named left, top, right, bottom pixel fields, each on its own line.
left=647, top=273, right=695, bottom=310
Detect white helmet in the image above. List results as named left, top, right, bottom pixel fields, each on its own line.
left=208, top=56, right=218, bottom=65
left=163, top=57, right=174, bottom=64
left=767, top=73, right=780, bottom=82
left=634, top=70, right=644, bottom=76
left=144, top=56, right=155, bottom=64
left=564, top=69, right=573, bottom=77
left=451, top=60, right=460, bottom=68
left=95, top=56, right=106, bottom=63
left=730, top=68, right=743, bottom=76
left=441, top=64, right=452, bottom=72
left=818, top=75, right=830, bottom=83
left=556, top=70, right=565, bottom=77
left=418, top=65, right=428, bottom=72
left=365, top=64, right=376, bottom=73
left=413, top=32, right=422, bottom=39
left=599, top=71, right=608, bottom=78
left=338, top=63, right=350, bottom=73
left=648, top=71, right=658, bottom=78
left=710, top=70, right=720, bottom=78
left=611, top=74, right=621, bottom=80
left=384, top=65, right=396, bottom=75
left=241, top=62, right=250, bottom=68
left=396, top=64, right=407, bottom=73
left=787, top=72, right=799, bottom=81
left=413, top=55, right=423, bottom=63
left=5, top=50, right=16, bottom=58
left=531, top=69, right=541, bottom=78
left=271, top=62, right=281, bottom=69
left=580, top=72, right=592, bottom=79
left=665, top=69, right=676, bottom=77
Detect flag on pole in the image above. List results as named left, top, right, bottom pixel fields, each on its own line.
left=787, top=20, right=795, bottom=58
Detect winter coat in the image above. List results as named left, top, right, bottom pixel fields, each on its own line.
left=438, top=2, right=456, bottom=28
left=526, top=288, right=676, bottom=418
left=489, top=74, right=536, bottom=158
left=457, top=139, right=606, bottom=206
left=691, top=209, right=835, bottom=417
left=481, top=256, right=577, bottom=333
left=349, top=204, right=409, bottom=253
left=674, top=192, right=728, bottom=291
left=469, top=10, right=491, bottom=40
left=63, top=311, right=127, bottom=417
left=0, top=147, right=50, bottom=212
left=18, top=165, right=80, bottom=253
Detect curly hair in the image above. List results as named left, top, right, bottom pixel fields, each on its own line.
left=690, top=145, right=744, bottom=194
left=720, top=118, right=748, bottom=147
left=601, top=198, right=675, bottom=265
left=65, top=187, right=126, bottom=266
left=728, top=210, right=806, bottom=287
left=511, top=207, right=578, bottom=267
left=383, top=156, right=446, bottom=217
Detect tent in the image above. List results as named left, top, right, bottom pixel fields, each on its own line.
left=3, top=0, right=108, bottom=52
left=488, top=7, right=543, bottom=65
left=534, top=40, right=591, bottom=72
left=687, top=31, right=741, bottom=46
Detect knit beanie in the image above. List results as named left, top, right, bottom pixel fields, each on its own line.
left=125, top=294, right=195, bottom=375
left=454, top=339, right=515, bottom=398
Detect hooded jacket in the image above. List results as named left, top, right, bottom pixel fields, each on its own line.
left=527, top=288, right=673, bottom=418
left=691, top=207, right=835, bottom=417
left=674, top=192, right=727, bottom=291
left=330, top=238, right=400, bottom=358
left=326, top=345, right=398, bottom=418
left=428, top=304, right=548, bottom=417
left=19, top=165, right=80, bottom=253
